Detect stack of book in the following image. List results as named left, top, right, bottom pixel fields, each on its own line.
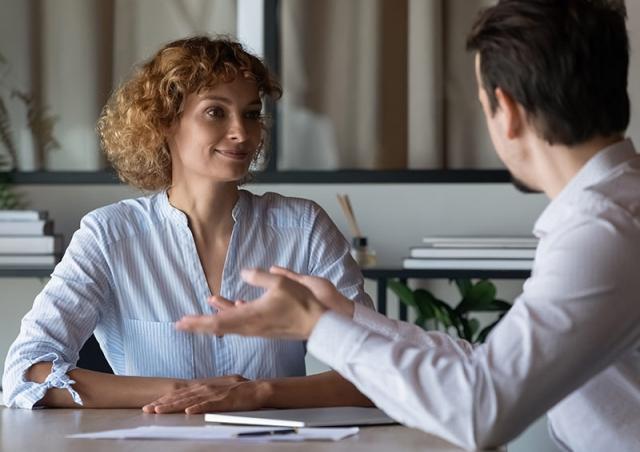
left=402, top=236, right=538, bottom=270
left=0, top=210, right=62, bottom=269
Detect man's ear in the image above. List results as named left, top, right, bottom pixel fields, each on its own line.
left=494, top=88, right=523, bottom=139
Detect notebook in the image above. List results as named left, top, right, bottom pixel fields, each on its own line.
left=204, top=407, right=396, bottom=428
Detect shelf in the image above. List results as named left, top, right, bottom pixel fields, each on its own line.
left=0, top=268, right=53, bottom=278
left=7, top=169, right=513, bottom=184
left=361, top=267, right=530, bottom=280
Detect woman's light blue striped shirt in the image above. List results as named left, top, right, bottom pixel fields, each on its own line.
left=2, top=190, right=373, bottom=408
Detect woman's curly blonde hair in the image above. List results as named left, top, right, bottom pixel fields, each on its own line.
left=97, top=36, right=282, bottom=191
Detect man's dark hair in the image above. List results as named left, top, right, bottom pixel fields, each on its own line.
left=467, top=0, right=629, bottom=146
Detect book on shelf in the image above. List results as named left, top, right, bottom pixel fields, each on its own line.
left=410, top=247, right=536, bottom=259
left=0, top=220, right=53, bottom=236
left=0, top=235, right=63, bottom=254
left=0, top=210, right=48, bottom=221
left=422, top=236, right=538, bottom=249
left=402, top=257, right=533, bottom=270
left=0, top=254, right=60, bottom=267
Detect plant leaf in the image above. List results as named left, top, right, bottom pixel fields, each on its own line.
left=388, top=279, right=416, bottom=307
left=12, top=90, right=60, bottom=155
left=431, top=305, right=448, bottom=328
left=475, top=314, right=506, bottom=343
left=427, top=297, right=456, bottom=334
left=414, top=314, right=427, bottom=330
left=466, top=299, right=513, bottom=312
left=469, top=318, right=480, bottom=336
left=486, top=299, right=512, bottom=311
left=0, top=97, right=16, bottom=168
left=491, top=299, right=512, bottom=309
left=454, top=278, right=472, bottom=297
left=457, top=279, right=497, bottom=312
left=0, top=182, right=22, bottom=209
left=459, top=317, right=474, bottom=341
left=469, top=279, right=496, bottom=304
left=413, top=289, right=437, bottom=319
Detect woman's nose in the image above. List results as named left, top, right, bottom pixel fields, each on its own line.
left=227, top=116, right=248, bottom=142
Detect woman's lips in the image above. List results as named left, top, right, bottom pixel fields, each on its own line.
left=214, top=149, right=250, bottom=161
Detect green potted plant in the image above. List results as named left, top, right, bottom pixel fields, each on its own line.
left=0, top=51, right=59, bottom=209
left=388, top=278, right=512, bottom=343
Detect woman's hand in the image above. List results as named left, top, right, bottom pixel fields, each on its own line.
left=141, top=374, right=273, bottom=414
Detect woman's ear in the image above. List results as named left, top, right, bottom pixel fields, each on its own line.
left=494, top=87, right=523, bottom=140
left=163, top=121, right=177, bottom=139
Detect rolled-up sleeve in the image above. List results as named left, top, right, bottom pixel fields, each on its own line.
left=2, top=213, right=113, bottom=409
left=305, top=203, right=374, bottom=309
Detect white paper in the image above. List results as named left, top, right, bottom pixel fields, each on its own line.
left=68, top=425, right=359, bottom=442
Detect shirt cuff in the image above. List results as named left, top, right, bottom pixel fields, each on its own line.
left=13, top=352, right=83, bottom=409
left=308, top=311, right=371, bottom=370
left=353, top=301, right=389, bottom=326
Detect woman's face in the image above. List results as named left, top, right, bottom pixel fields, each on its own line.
left=167, top=77, right=263, bottom=184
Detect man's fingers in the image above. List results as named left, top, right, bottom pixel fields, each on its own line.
left=240, top=268, right=284, bottom=290
left=176, top=309, right=257, bottom=336
left=176, top=315, right=219, bottom=333
left=269, top=265, right=306, bottom=283
left=208, top=295, right=235, bottom=311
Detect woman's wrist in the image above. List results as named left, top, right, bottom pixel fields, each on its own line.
left=135, top=377, right=188, bottom=406
left=252, top=379, right=277, bottom=407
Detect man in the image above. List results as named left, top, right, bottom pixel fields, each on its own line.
left=176, top=1, right=640, bottom=450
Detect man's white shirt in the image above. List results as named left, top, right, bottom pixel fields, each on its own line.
left=308, top=139, right=640, bottom=451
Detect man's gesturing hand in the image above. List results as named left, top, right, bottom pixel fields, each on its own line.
left=176, top=268, right=327, bottom=340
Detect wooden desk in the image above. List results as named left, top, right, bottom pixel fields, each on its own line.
left=0, top=407, right=468, bottom=451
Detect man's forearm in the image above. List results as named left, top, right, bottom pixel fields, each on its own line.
left=259, top=370, right=372, bottom=408
left=27, top=362, right=185, bottom=408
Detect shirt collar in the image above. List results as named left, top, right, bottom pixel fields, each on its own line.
left=533, top=138, right=637, bottom=237
left=157, top=189, right=248, bottom=226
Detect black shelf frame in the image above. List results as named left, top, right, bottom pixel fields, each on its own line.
left=5, top=169, right=513, bottom=184
left=0, top=268, right=54, bottom=278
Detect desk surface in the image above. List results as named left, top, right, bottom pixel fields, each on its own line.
left=0, top=407, right=465, bottom=452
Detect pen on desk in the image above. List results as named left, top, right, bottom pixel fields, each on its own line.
left=236, top=428, right=297, bottom=437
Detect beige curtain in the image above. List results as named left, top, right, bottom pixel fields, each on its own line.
left=408, top=0, right=444, bottom=168
left=278, top=0, right=505, bottom=170
left=1, top=0, right=236, bottom=171
left=279, top=0, right=408, bottom=170
left=443, top=0, right=501, bottom=169
left=40, top=0, right=114, bottom=170
left=0, top=0, right=36, bottom=170
left=113, top=0, right=237, bottom=85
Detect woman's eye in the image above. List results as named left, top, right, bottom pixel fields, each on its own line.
left=206, top=107, right=225, bottom=119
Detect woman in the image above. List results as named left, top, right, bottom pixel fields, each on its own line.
left=2, top=36, right=373, bottom=413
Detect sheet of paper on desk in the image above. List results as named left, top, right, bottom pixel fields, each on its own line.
left=68, top=425, right=359, bottom=442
